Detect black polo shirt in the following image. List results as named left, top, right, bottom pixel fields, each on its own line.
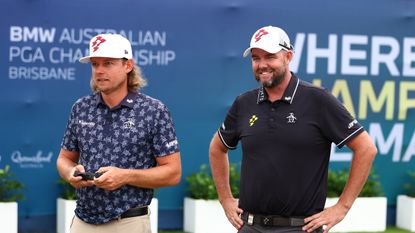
left=218, top=73, right=363, bottom=217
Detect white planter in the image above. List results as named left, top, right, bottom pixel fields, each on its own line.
left=396, top=195, right=415, bottom=231
left=57, top=198, right=77, bottom=233
left=149, top=197, right=158, bottom=233
left=325, top=197, right=387, bottom=232
left=57, top=198, right=158, bottom=233
left=184, top=197, right=237, bottom=233
left=0, top=202, right=18, bottom=233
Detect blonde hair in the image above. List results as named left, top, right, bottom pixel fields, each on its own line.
left=90, top=62, right=147, bottom=93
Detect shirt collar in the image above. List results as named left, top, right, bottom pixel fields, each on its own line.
left=95, top=92, right=137, bottom=109
left=257, top=72, right=300, bottom=104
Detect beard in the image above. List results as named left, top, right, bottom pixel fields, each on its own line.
left=254, top=68, right=287, bottom=88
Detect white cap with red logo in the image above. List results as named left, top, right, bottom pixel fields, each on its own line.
left=243, top=26, right=293, bottom=57
left=79, top=34, right=133, bottom=63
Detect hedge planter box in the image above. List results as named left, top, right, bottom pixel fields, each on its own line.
left=57, top=198, right=76, bottom=233
left=396, top=195, right=415, bottom=231
left=0, top=202, right=18, bottom=233
left=184, top=197, right=237, bottom=233
left=57, top=198, right=158, bottom=233
left=149, top=198, right=158, bottom=233
left=325, top=197, right=387, bottom=232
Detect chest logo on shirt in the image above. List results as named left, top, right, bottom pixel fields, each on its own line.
left=122, top=118, right=135, bottom=129
left=78, top=120, right=95, bottom=127
left=249, top=115, right=258, bottom=126
left=286, top=112, right=297, bottom=124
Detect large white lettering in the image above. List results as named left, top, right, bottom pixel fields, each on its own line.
left=402, top=131, right=415, bottom=162
left=306, top=34, right=337, bottom=74
left=341, top=35, right=368, bottom=75
left=9, top=46, right=45, bottom=62
left=403, top=38, right=415, bottom=77
left=369, top=123, right=403, bottom=162
left=331, top=123, right=415, bottom=163
left=9, top=66, right=76, bottom=81
left=10, top=26, right=55, bottom=43
left=136, top=49, right=176, bottom=66
left=58, top=28, right=167, bottom=46
left=8, top=26, right=176, bottom=74
left=371, top=36, right=400, bottom=76
left=291, top=33, right=415, bottom=77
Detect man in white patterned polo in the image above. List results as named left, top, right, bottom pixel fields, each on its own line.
left=57, top=33, right=181, bottom=233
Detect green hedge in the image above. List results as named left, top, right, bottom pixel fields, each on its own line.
left=186, top=163, right=240, bottom=200
left=327, top=168, right=383, bottom=197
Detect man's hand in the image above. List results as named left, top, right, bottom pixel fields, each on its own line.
left=94, top=166, right=127, bottom=190
left=68, top=165, right=94, bottom=189
left=303, top=203, right=349, bottom=233
left=221, top=197, right=244, bottom=230
left=304, top=131, right=376, bottom=233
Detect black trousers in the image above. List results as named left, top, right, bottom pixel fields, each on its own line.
left=238, top=224, right=323, bottom=233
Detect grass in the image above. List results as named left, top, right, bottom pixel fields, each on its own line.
left=365, top=227, right=412, bottom=233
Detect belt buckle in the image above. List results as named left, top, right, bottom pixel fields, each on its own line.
left=262, top=217, right=271, bottom=226
left=247, top=213, right=254, bottom=225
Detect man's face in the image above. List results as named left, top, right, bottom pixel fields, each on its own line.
left=251, top=48, right=291, bottom=88
left=90, top=57, right=132, bottom=94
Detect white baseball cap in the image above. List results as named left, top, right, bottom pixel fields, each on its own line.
left=243, top=26, right=293, bottom=57
left=79, top=34, right=133, bottom=63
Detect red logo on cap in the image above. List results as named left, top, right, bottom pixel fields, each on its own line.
left=255, top=29, right=269, bottom=42
left=91, top=36, right=106, bottom=52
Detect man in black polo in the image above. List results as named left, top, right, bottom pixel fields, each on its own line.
left=209, top=26, right=377, bottom=233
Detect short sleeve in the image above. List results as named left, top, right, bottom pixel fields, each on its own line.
left=61, top=103, right=79, bottom=152
left=319, top=90, right=364, bottom=148
left=151, top=103, right=180, bottom=157
left=218, top=97, right=240, bottom=150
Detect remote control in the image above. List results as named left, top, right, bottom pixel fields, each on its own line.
left=73, top=171, right=95, bottom=180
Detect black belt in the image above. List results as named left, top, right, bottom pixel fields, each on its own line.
left=119, top=206, right=148, bottom=219
left=241, top=212, right=304, bottom=227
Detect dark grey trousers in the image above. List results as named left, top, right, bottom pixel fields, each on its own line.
left=238, top=224, right=323, bottom=233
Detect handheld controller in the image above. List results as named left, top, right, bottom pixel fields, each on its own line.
left=73, top=171, right=102, bottom=180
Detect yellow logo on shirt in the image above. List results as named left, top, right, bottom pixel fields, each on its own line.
left=249, top=115, right=258, bottom=126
